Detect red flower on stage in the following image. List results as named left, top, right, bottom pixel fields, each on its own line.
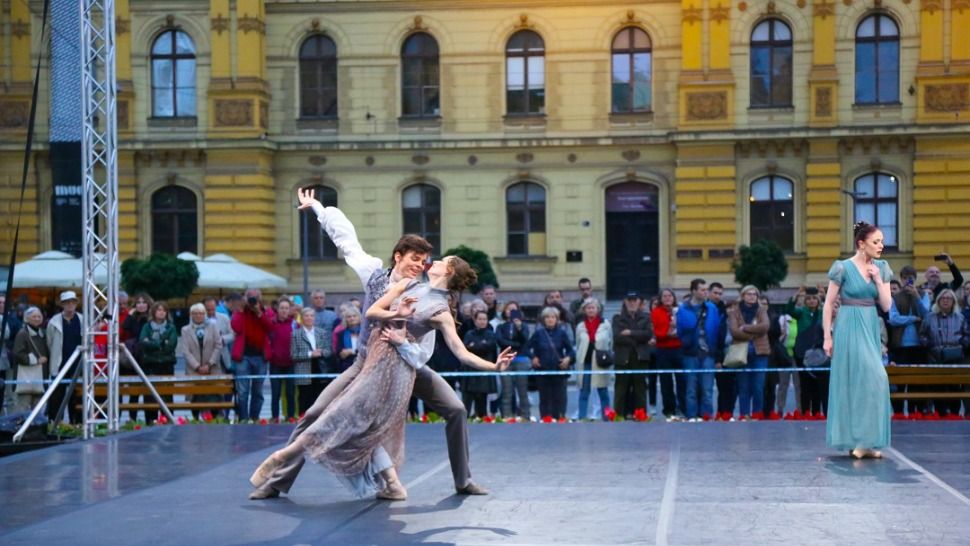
left=421, top=414, right=429, bottom=423
left=156, top=415, right=169, bottom=425
left=541, top=415, right=554, bottom=423
left=557, top=417, right=568, bottom=423
left=288, top=417, right=297, bottom=424
left=482, top=415, right=495, bottom=423
left=504, top=417, right=518, bottom=424
left=176, top=416, right=188, bottom=426
left=604, top=408, right=618, bottom=422
left=133, top=424, right=141, bottom=430
left=201, top=411, right=214, bottom=423
left=259, top=418, right=268, bottom=425
left=632, top=408, right=648, bottom=422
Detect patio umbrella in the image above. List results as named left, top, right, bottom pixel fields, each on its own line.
left=11, top=250, right=108, bottom=288
left=178, top=252, right=287, bottom=289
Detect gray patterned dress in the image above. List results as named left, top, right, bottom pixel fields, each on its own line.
left=301, top=281, right=449, bottom=497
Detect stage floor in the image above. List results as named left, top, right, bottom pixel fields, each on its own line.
left=1, top=421, right=969, bottom=545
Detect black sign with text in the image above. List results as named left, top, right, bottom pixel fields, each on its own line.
left=50, top=141, right=83, bottom=257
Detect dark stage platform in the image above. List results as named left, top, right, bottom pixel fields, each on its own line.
left=2, top=421, right=969, bottom=545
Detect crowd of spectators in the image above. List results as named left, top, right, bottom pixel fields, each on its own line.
left=1, top=255, right=968, bottom=424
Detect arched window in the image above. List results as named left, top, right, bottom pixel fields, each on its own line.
left=855, top=14, right=899, bottom=105
left=401, top=33, right=440, bottom=117
left=750, top=19, right=793, bottom=108
left=151, top=30, right=196, bottom=117
left=299, top=35, right=338, bottom=118
left=506, top=182, right=546, bottom=256
left=853, top=173, right=898, bottom=248
left=749, top=176, right=794, bottom=252
left=506, top=30, right=545, bottom=115
left=611, top=27, right=652, bottom=113
left=301, top=185, right=338, bottom=259
left=152, top=186, right=197, bottom=255
left=402, top=184, right=441, bottom=251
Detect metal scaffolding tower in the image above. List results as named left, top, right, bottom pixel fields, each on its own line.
left=80, top=0, right=119, bottom=439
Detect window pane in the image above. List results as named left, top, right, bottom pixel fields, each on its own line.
left=881, top=226, right=898, bottom=247
left=507, top=89, right=525, bottom=114
left=152, top=214, right=174, bottom=253
left=751, top=76, right=770, bottom=106
left=152, top=60, right=173, bottom=87
left=855, top=203, right=875, bottom=224
left=750, top=179, right=771, bottom=201
left=855, top=175, right=874, bottom=198
left=632, top=81, right=651, bottom=111
left=403, top=186, right=422, bottom=208
left=774, top=21, right=792, bottom=41
left=175, top=60, right=195, bottom=88
left=857, top=16, right=876, bottom=38
left=633, top=53, right=651, bottom=83
left=752, top=21, right=771, bottom=42
left=879, top=15, right=899, bottom=37
left=507, top=184, right=525, bottom=203
left=403, top=211, right=422, bottom=233
left=153, top=89, right=174, bottom=117
left=175, top=31, right=194, bottom=54
left=507, top=58, right=525, bottom=90
left=152, top=32, right=173, bottom=55
left=855, top=44, right=876, bottom=103
left=508, top=233, right=526, bottom=255
left=876, top=174, right=896, bottom=197
left=175, top=88, right=195, bottom=116
left=751, top=47, right=770, bottom=77
left=402, top=89, right=421, bottom=116
left=424, top=86, right=440, bottom=115
left=528, top=88, right=545, bottom=113
left=403, top=59, right=423, bottom=87
left=529, top=208, right=545, bottom=232
left=612, top=30, right=630, bottom=50
left=424, top=187, right=440, bottom=207
left=632, top=28, right=650, bottom=49
left=527, top=184, right=546, bottom=204
left=528, top=56, right=545, bottom=88
left=612, top=54, right=631, bottom=84
left=507, top=210, right=526, bottom=232
left=178, top=213, right=198, bottom=253
left=877, top=43, right=899, bottom=102
left=774, top=178, right=794, bottom=200
left=877, top=202, right=897, bottom=227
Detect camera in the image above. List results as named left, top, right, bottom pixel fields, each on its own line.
left=247, top=296, right=258, bottom=306
left=509, top=310, right=523, bottom=321
left=905, top=278, right=914, bottom=286
left=934, top=254, right=948, bottom=262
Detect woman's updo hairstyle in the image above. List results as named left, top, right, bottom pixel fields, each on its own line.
left=446, top=256, right=479, bottom=292
left=853, top=221, right=878, bottom=249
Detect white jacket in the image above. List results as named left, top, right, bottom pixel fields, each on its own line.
left=46, top=312, right=84, bottom=376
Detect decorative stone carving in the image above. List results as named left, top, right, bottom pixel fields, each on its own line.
left=738, top=1, right=748, bottom=11
left=515, top=14, right=533, bottom=29
left=797, top=0, right=807, bottom=8
left=622, top=150, right=641, bottom=162
left=411, top=16, right=425, bottom=31
left=954, top=0, right=970, bottom=12
left=922, top=0, right=942, bottom=13
left=365, top=156, right=375, bottom=166
left=814, top=0, right=835, bottom=17
left=214, top=99, right=253, bottom=127
left=842, top=0, right=852, bottom=6
left=925, top=84, right=969, bottom=112
left=237, top=15, right=266, bottom=34
left=468, top=155, right=478, bottom=166
left=711, top=4, right=731, bottom=22
left=411, top=154, right=430, bottom=166
left=116, top=17, right=130, bottom=35
left=686, top=92, right=728, bottom=121
left=516, top=152, right=534, bottom=164
left=308, top=156, right=327, bottom=166
left=0, top=101, right=30, bottom=128
left=567, top=153, right=577, bottom=163
left=766, top=1, right=776, bottom=13
left=683, top=5, right=703, bottom=24
left=311, top=18, right=321, bottom=30
left=11, top=20, right=29, bottom=39
left=211, top=14, right=229, bottom=34
left=815, top=87, right=833, bottom=117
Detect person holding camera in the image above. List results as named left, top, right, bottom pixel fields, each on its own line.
left=921, top=253, right=964, bottom=308
left=919, top=288, right=968, bottom=418
left=496, top=301, right=531, bottom=420
left=231, top=289, right=276, bottom=422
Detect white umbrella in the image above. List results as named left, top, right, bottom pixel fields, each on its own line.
left=11, top=250, right=108, bottom=288
left=179, top=252, right=287, bottom=289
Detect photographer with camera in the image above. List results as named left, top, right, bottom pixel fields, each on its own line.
left=921, top=253, right=964, bottom=308
left=231, top=288, right=276, bottom=422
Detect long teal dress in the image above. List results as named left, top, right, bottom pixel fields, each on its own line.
left=826, top=258, right=893, bottom=451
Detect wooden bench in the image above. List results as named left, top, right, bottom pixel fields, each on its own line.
left=75, top=375, right=235, bottom=412
left=886, top=366, right=970, bottom=401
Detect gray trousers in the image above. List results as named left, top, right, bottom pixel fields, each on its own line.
left=262, top=360, right=471, bottom=493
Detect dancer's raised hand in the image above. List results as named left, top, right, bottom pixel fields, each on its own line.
left=395, top=296, right=418, bottom=318
left=297, top=187, right=320, bottom=210
left=494, top=346, right=516, bottom=371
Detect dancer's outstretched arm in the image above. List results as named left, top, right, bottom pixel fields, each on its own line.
left=297, top=188, right=382, bottom=286
left=431, top=313, right=515, bottom=371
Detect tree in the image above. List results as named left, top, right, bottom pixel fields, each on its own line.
left=121, top=253, right=199, bottom=301
left=732, top=239, right=788, bottom=291
left=441, top=245, right=498, bottom=294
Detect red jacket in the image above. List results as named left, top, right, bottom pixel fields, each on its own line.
left=651, top=306, right=682, bottom=350
left=268, top=318, right=295, bottom=367
left=231, top=307, right=276, bottom=362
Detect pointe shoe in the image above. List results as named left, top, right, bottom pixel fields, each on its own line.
left=850, top=448, right=866, bottom=460
left=250, top=453, right=285, bottom=488
left=249, top=486, right=280, bottom=500
left=868, top=449, right=883, bottom=459
left=377, top=479, right=408, bottom=501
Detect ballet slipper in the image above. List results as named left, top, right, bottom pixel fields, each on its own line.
left=850, top=448, right=866, bottom=460
left=250, top=452, right=285, bottom=488
left=377, top=478, right=408, bottom=501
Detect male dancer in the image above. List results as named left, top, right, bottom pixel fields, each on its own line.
left=250, top=188, right=492, bottom=499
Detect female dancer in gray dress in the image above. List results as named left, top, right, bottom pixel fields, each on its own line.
left=250, top=256, right=514, bottom=500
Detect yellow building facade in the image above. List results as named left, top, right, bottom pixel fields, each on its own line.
left=2, top=0, right=970, bottom=299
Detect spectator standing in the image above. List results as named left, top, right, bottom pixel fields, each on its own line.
left=528, top=307, right=575, bottom=419
left=46, top=291, right=84, bottom=424
left=268, top=299, right=297, bottom=422
left=116, top=291, right=130, bottom=338
left=332, top=306, right=359, bottom=374
left=480, top=285, right=499, bottom=321
left=676, top=279, right=720, bottom=421
left=231, top=288, right=276, bottom=422
left=204, top=296, right=235, bottom=373
left=495, top=301, right=531, bottom=419
left=309, top=289, right=340, bottom=330
left=920, top=289, right=968, bottom=417
left=888, top=266, right=929, bottom=415
left=462, top=310, right=498, bottom=417
left=920, top=253, right=964, bottom=307
left=575, top=298, right=613, bottom=420
left=179, top=303, right=224, bottom=418
left=569, top=278, right=594, bottom=324
left=708, top=283, right=734, bottom=420
left=544, top=290, right=575, bottom=343
left=12, top=307, right=48, bottom=413
left=651, top=289, right=684, bottom=421
left=728, top=285, right=770, bottom=420
left=761, top=295, right=786, bottom=418
left=0, top=295, right=13, bottom=413
left=139, top=302, right=178, bottom=423
left=121, top=294, right=152, bottom=420
left=290, top=307, right=331, bottom=416
left=776, top=307, right=800, bottom=415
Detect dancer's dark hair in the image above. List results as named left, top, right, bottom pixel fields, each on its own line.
left=390, top=234, right=433, bottom=265
left=853, top=221, right=879, bottom=249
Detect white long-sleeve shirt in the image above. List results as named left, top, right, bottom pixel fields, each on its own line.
left=310, top=202, right=435, bottom=369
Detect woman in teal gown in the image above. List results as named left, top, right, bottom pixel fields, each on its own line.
left=823, top=222, right=893, bottom=458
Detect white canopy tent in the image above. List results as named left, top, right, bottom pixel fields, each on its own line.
left=10, top=250, right=107, bottom=288
left=177, top=252, right=288, bottom=289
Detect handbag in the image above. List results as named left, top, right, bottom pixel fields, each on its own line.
left=723, top=341, right=748, bottom=368
left=595, top=349, right=614, bottom=368
left=17, top=333, right=46, bottom=394
left=932, top=345, right=963, bottom=364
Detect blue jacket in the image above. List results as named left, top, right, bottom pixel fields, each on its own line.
left=676, top=300, right=721, bottom=357
left=527, top=325, right=576, bottom=371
